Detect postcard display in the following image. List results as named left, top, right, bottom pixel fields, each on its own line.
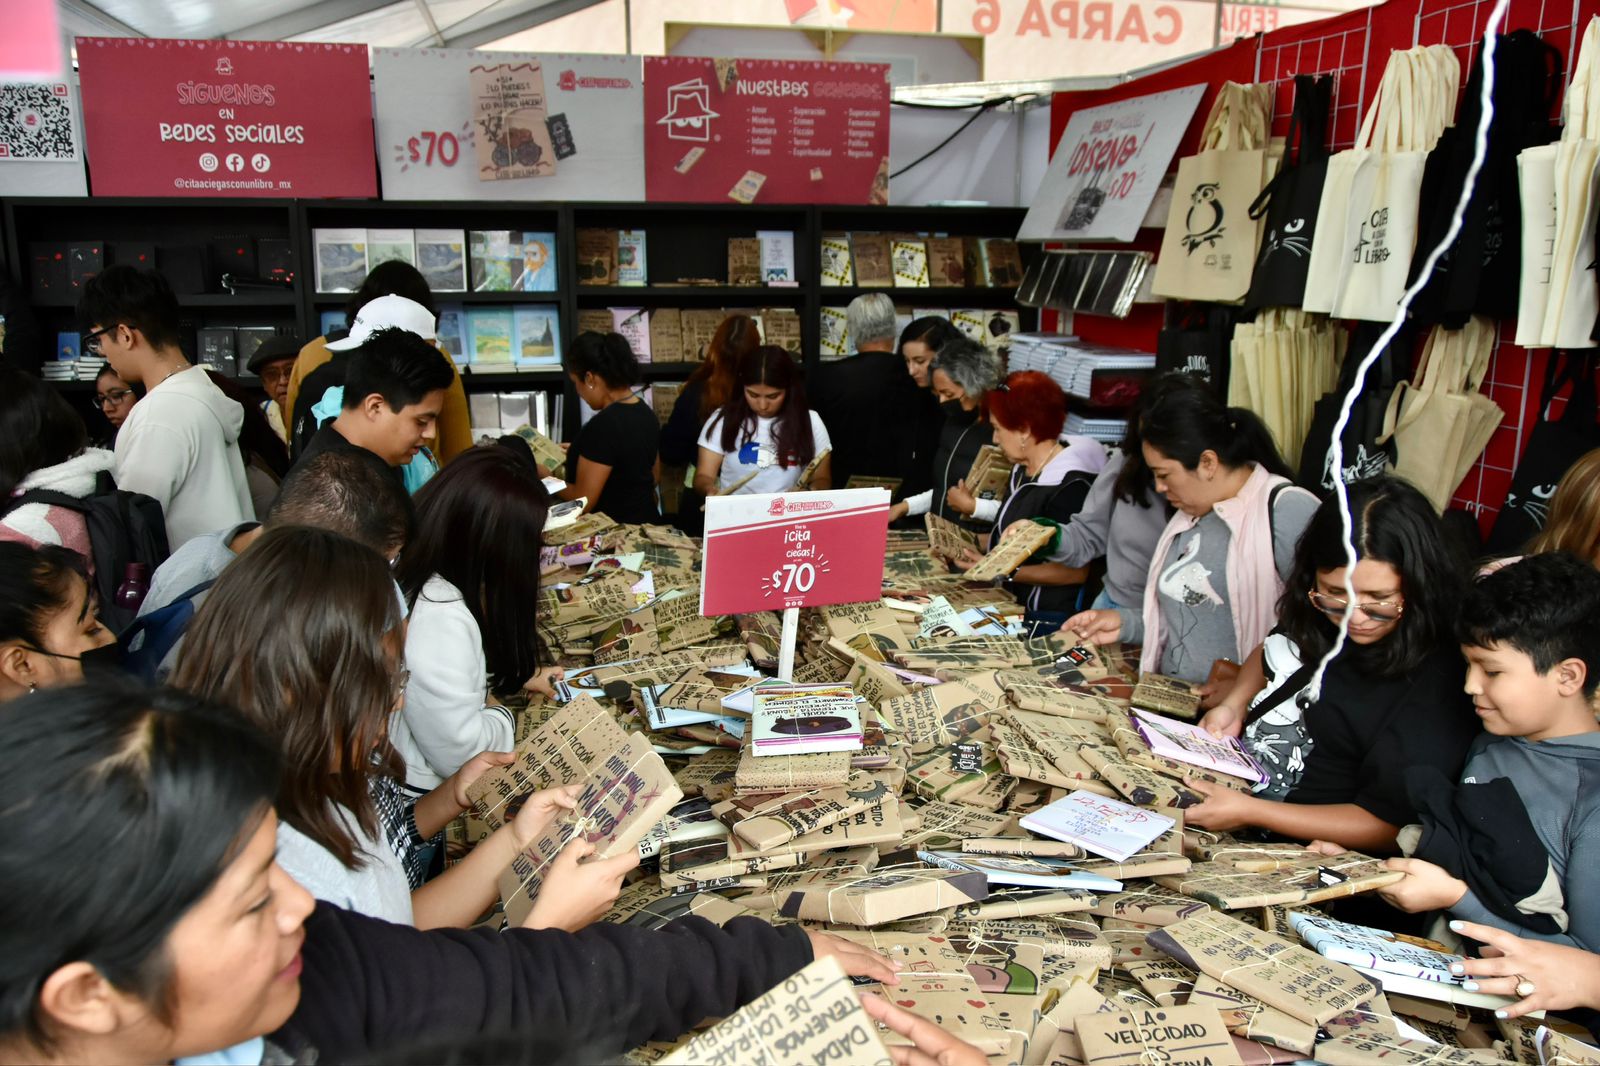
left=421, top=510, right=1577, bottom=1066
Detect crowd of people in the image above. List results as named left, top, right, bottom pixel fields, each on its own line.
left=6, top=260, right=1600, bottom=1061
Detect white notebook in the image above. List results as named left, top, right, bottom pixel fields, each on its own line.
left=1019, top=790, right=1175, bottom=863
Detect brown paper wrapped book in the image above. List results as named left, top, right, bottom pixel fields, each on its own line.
left=466, top=693, right=630, bottom=829
left=1147, top=911, right=1378, bottom=1026
left=1073, top=1003, right=1242, bottom=1066
left=965, top=522, right=1056, bottom=582
left=777, top=863, right=988, bottom=925
left=1188, top=975, right=1318, bottom=1055
left=712, top=772, right=891, bottom=850
left=925, top=512, right=979, bottom=561
left=1153, top=852, right=1402, bottom=909
left=659, top=956, right=894, bottom=1066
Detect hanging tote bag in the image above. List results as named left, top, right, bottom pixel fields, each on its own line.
left=1515, top=143, right=1562, bottom=345
left=1380, top=316, right=1504, bottom=511
left=1153, top=82, right=1276, bottom=303
left=1335, top=46, right=1461, bottom=321
left=1486, top=351, right=1600, bottom=552
left=1298, top=321, right=1415, bottom=491
left=1244, top=75, right=1334, bottom=312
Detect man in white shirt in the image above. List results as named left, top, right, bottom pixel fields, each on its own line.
left=78, top=266, right=253, bottom=549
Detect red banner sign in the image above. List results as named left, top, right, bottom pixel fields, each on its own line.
left=644, top=56, right=890, bottom=205
left=701, top=490, right=890, bottom=616
left=75, top=38, right=376, bottom=198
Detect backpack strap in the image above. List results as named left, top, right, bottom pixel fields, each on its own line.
left=5, top=487, right=89, bottom=517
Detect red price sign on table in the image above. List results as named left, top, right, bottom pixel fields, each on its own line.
left=700, top=489, right=890, bottom=617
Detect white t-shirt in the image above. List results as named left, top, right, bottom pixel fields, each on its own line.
left=698, top=409, right=832, bottom=495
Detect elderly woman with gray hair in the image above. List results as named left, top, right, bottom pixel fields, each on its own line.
left=887, top=335, right=1001, bottom=530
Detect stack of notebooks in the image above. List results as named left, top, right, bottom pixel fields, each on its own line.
left=820, top=232, right=1023, bottom=289
left=1007, top=333, right=1155, bottom=406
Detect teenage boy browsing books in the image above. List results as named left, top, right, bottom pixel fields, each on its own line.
left=1378, top=552, right=1600, bottom=952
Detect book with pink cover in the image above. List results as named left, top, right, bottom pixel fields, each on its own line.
left=1131, top=709, right=1266, bottom=784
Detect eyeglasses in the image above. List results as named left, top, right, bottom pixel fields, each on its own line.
left=95, top=388, right=134, bottom=409
left=83, top=325, right=115, bottom=358
left=1308, top=591, right=1405, bottom=624
left=258, top=364, right=294, bottom=387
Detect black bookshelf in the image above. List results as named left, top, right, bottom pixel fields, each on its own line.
left=3, top=198, right=1035, bottom=438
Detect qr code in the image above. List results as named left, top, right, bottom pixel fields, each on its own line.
left=0, top=84, right=76, bottom=161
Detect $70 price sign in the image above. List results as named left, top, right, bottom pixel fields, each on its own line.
left=397, top=122, right=472, bottom=169
left=701, top=490, right=890, bottom=617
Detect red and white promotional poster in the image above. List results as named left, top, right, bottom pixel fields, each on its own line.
left=644, top=56, right=890, bottom=205
left=701, top=489, right=890, bottom=616
left=75, top=38, right=376, bottom=198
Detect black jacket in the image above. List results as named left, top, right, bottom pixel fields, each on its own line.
left=272, top=902, right=814, bottom=1062
left=660, top=379, right=710, bottom=468
left=809, top=351, right=924, bottom=488
left=931, top=413, right=995, bottom=532
left=992, top=461, right=1096, bottom=614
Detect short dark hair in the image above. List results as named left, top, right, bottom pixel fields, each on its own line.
left=342, top=327, right=454, bottom=413
left=397, top=446, right=551, bottom=694
left=563, top=330, right=641, bottom=388
left=0, top=367, right=88, bottom=500
left=172, top=526, right=403, bottom=870
left=1459, top=551, right=1600, bottom=696
left=76, top=265, right=182, bottom=350
left=1139, top=372, right=1291, bottom=478
left=267, top=449, right=414, bottom=555
left=1278, top=476, right=1468, bottom=677
left=0, top=681, right=280, bottom=1049
left=346, top=260, right=437, bottom=323
left=0, top=543, right=88, bottom=649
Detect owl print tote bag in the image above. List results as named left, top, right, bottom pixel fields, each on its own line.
left=1244, top=75, right=1333, bottom=312
left=1153, top=82, right=1276, bottom=303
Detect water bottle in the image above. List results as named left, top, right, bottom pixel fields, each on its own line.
left=115, top=563, right=150, bottom=613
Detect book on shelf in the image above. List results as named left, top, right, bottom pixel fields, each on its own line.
left=925, top=236, right=967, bottom=287
left=366, top=228, right=416, bottom=269
left=980, top=237, right=1025, bottom=287
left=469, top=231, right=515, bottom=292
left=819, top=231, right=854, bottom=286
left=611, top=307, right=650, bottom=363
left=727, top=237, right=761, bottom=286
left=850, top=232, right=893, bottom=288
left=1019, top=789, right=1176, bottom=863
left=512, top=306, right=561, bottom=368
left=465, top=307, right=515, bottom=368
left=819, top=306, right=851, bottom=358
left=891, top=238, right=929, bottom=287
left=750, top=683, right=863, bottom=756
left=576, top=308, right=613, bottom=336
left=575, top=229, right=617, bottom=286
left=313, top=228, right=368, bottom=293
left=318, top=310, right=346, bottom=339
left=649, top=308, right=683, bottom=363
left=415, top=229, right=467, bottom=292
left=616, top=230, right=647, bottom=287
left=515, top=232, right=558, bottom=292
left=761, top=307, right=801, bottom=355
left=236, top=327, right=277, bottom=372
left=196, top=327, right=238, bottom=376
left=950, top=308, right=987, bottom=344
left=757, top=230, right=796, bottom=285
left=55, top=331, right=80, bottom=362
left=435, top=306, right=465, bottom=366
left=680, top=309, right=723, bottom=360
left=984, top=310, right=1021, bottom=352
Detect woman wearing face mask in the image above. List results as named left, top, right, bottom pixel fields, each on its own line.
left=695, top=346, right=831, bottom=496
left=949, top=372, right=1106, bottom=635
left=0, top=682, right=899, bottom=1065
left=1065, top=375, right=1319, bottom=691
left=888, top=336, right=1001, bottom=531
left=0, top=543, right=117, bottom=701
left=1183, top=477, right=1478, bottom=851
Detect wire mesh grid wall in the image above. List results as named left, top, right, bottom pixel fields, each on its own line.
left=1251, top=0, right=1596, bottom=528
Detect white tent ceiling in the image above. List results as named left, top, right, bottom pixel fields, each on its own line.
left=58, top=0, right=609, bottom=49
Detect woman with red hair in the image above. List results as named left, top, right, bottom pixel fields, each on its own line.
left=955, top=371, right=1106, bottom=635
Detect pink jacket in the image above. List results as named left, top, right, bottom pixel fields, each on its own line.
left=1139, top=463, right=1311, bottom=675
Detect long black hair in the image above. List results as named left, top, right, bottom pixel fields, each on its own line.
left=396, top=445, right=551, bottom=693
left=0, top=542, right=89, bottom=651
left=711, top=346, right=815, bottom=470
left=0, top=367, right=89, bottom=500
left=1139, top=372, right=1291, bottom=478
left=1277, top=475, right=1468, bottom=676
left=0, top=681, right=280, bottom=1049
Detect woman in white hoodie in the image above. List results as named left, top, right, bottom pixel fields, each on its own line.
left=0, top=368, right=114, bottom=567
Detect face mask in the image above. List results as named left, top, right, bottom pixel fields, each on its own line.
left=24, top=642, right=124, bottom=680
left=941, top=399, right=977, bottom=424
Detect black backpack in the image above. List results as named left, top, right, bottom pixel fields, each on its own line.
left=6, top=471, right=170, bottom=633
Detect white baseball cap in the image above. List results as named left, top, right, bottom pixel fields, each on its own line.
left=325, top=294, right=437, bottom=351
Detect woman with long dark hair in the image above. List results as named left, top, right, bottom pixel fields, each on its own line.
left=0, top=681, right=897, bottom=1063
left=394, top=445, right=561, bottom=794
left=694, top=346, right=831, bottom=495
left=172, top=525, right=617, bottom=932
left=548, top=331, right=659, bottom=523
left=660, top=313, right=761, bottom=467
left=1185, top=476, right=1479, bottom=851
left=1065, top=374, right=1320, bottom=687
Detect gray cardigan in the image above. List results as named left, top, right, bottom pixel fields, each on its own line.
left=1045, top=451, right=1168, bottom=608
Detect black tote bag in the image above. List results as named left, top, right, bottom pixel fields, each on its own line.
left=1486, top=351, right=1600, bottom=552
left=1156, top=304, right=1237, bottom=397
left=1410, top=30, right=1563, bottom=327
left=1242, top=75, right=1332, bottom=313
left=1297, top=321, right=1414, bottom=493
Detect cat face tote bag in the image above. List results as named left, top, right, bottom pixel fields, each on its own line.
left=1486, top=351, right=1600, bottom=552
left=1153, top=82, right=1275, bottom=303
left=1244, top=75, right=1333, bottom=312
